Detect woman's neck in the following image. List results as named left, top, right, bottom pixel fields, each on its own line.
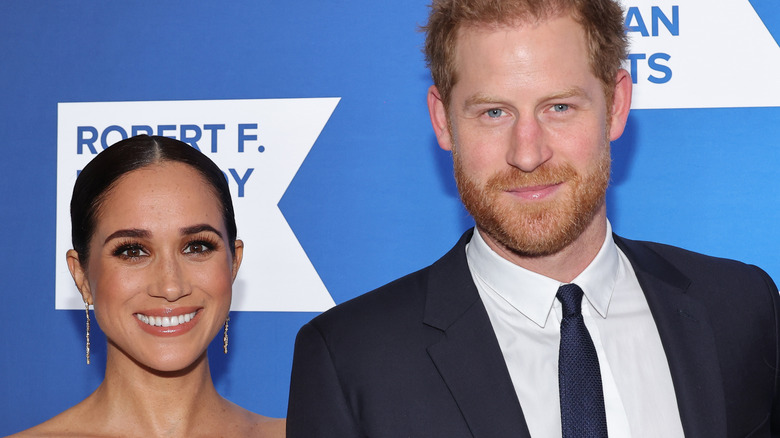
left=86, top=345, right=228, bottom=437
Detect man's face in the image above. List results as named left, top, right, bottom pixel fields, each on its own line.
left=428, top=14, right=631, bottom=258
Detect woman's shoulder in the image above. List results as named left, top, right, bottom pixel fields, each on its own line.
left=10, top=410, right=287, bottom=438
left=8, top=394, right=286, bottom=438
left=249, top=415, right=286, bottom=438
left=7, top=426, right=86, bottom=438
left=6, top=406, right=94, bottom=438
left=225, top=400, right=286, bottom=437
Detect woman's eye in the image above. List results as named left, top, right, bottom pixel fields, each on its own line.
left=552, top=104, right=569, bottom=112
left=184, top=241, right=212, bottom=254
left=115, top=245, right=148, bottom=259
left=486, top=108, right=504, bottom=118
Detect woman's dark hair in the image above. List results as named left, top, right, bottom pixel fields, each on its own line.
left=70, top=135, right=237, bottom=263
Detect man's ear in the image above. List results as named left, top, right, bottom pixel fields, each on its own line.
left=231, top=240, right=244, bottom=282
left=427, top=85, right=454, bottom=151
left=608, top=68, right=633, bottom=141
left=67, top=249, right=93, bottom=305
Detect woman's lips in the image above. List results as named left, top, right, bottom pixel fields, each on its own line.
left=134, top=308, right=201, bottom=336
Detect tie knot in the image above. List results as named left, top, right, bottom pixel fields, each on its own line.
left=556, top=283, right=584, bottom=317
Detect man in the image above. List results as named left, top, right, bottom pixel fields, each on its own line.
left=287, top=0, right=780, bottom=436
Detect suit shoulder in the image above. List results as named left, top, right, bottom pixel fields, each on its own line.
left=306, top=264, right=432, bottom=333
left=619, top=235, right=761, bottom=269
left=616, top=235, right=777, bottom=290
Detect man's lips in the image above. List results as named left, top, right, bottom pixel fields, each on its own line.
left=506, top=182, right=562, bottom=200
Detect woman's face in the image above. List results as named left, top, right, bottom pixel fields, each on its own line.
left=68, top=162, right=242, bottom=372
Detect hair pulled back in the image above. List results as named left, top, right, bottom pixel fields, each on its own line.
left=70, top=135, right=237, bottom=263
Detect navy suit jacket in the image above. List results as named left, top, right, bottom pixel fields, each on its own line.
left=287, top=230, right=780, bottom=437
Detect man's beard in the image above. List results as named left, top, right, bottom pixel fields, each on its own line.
left=454, top=145, right=611, bottom=258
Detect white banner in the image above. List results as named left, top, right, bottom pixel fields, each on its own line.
left=623, top=0, right=780, bottom=109
left=56, top=98, right=340, bottom=312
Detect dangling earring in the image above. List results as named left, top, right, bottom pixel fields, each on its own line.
left=223, top=315, right=230, bottom=354
left=84, top=301, right=91, bottom=365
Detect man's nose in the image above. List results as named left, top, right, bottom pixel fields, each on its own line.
left=506, top=116, right=552, bottom=172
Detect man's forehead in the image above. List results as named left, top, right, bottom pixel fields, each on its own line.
left=449, top=12, right=592, bottom=80
left=452, top=13, right=588, bottom=66
left=454, top=9, right=578, bottom=41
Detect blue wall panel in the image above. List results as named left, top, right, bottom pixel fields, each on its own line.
left=1, top=1, right=778, bottom=434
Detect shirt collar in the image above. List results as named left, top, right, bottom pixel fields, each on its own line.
left=466, top=221, right=619, bottom=327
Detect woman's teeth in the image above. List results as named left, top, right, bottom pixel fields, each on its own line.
left=135, top=311, right=198, bottom=327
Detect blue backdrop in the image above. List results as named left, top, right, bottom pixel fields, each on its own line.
left=1, top=1, right=779, bottom=434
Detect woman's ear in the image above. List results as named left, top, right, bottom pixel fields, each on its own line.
left=67, top=249, right=93, bottom=305
left=231, top=240, right=244, bottom=282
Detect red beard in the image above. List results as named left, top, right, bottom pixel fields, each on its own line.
left=454, top=145, right=611, bottom=257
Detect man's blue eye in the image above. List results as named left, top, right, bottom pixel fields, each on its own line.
left=486, top=109, right=503, bottom=118
left=553, top=104, right=569, bottom=112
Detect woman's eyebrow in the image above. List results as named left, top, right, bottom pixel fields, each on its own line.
left=181, top=224, right=223, bottom=239
left=104, top=228, right=150, bottom=244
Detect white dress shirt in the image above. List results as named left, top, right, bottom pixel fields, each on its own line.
left=465, top=222, right=685, bottom=438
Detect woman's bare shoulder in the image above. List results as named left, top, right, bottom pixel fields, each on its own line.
left=6, top=394, right=114, bottom=438
left=9, top=411, right=286, bottom=438
left=6, top=408, right=94, bottom=438
left=9, top=396, right=286, bottom=438
left=226, top=402, right=286, bottom=437
left=251, top=415, right=286, bottom=438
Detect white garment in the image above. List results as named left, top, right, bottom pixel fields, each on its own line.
left=465, top=222, right=685, bottom=438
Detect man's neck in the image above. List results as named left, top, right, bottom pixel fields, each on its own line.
left=477, top=212, right=608, bottom=283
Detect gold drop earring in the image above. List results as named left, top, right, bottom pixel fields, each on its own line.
left=223, top=315, right=230, bottom=354
left=84, top=301, right=91, bottom=365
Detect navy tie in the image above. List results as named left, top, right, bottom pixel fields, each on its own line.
left=557, top=283, right=608, bottom=438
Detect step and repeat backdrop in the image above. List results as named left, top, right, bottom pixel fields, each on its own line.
left=1, top=0, right=778, bottom=434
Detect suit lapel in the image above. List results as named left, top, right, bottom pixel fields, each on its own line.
left=423, top=231, right=729, bottom=437
left=616, top=236, right=727, bottom=438
left=423, top=230, right=531, bottom=438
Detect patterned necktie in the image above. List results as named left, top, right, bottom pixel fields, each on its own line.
left=557, top=283, right=608, bottom=438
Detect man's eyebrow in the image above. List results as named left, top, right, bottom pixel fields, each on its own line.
left=181, top=224, right=223, bottom=239
left=464, top=93, right=503, bottom=108
left=546, top=86, right=589, bottom=101
left=463, top=87, right=590, bottom=109
left=104, top=229, right=150, bottom=244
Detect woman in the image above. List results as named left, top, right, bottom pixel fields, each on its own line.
left=13, top=135, right=285, bottom=437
